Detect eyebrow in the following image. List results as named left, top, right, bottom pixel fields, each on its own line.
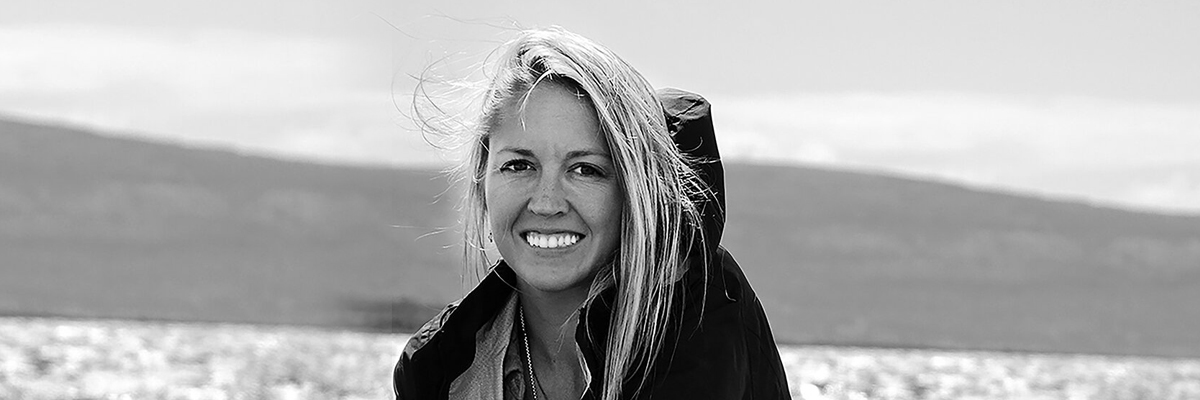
left=496, top=147, right=612, bottom=160
left=497, top=148, right=536, bottom=158
left=565, top=149, right=611, bottom=160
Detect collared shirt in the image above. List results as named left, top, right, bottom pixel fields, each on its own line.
left=447, top=293, right=526, bottom=399
left=447, top=291, right=590, bottom=400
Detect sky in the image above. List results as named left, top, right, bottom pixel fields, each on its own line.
left=2, top=1, right=1199, bottom=215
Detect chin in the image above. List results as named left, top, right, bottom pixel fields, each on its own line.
left=513, top=263, right=598, bottom=294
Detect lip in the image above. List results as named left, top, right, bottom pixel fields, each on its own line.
left=519, top=228, right=586, bottom=237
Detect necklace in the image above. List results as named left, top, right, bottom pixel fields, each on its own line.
left=519, top=306, right=541, bottom=400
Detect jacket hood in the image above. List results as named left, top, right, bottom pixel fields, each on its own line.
left=657, top=88, right=725, bottom=257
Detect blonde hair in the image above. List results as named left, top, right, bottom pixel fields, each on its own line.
left=428, top=27, right=707, bottom=399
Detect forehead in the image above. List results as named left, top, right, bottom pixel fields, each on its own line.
left=489, top=82, right=608, bottom=155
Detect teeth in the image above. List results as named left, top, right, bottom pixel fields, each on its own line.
left=525, top=232, right=581, bottom=249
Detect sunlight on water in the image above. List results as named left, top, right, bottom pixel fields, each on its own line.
left=2, top=317, right=1198, bottom=400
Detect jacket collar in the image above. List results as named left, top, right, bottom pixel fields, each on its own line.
left=431, top=261, right=611, bottom=399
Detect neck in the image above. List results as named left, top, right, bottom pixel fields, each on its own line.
left=517, top=283, right=587, bottom=356
left=517, top=283, right=589, bottom=399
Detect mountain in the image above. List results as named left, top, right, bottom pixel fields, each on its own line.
left=3, top=117, right=1199, bottom=357
left=726, top=164, right=1200, bottom=357
left=0, top=117, right=461, bottom=332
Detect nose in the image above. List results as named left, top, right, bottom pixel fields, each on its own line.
left=527, top=173, right=568, bottom=216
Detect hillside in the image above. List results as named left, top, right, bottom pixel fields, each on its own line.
left=3, top=117, right=1199, bottom=357
left=0, top=118, right=463, bottom=332
left=725, top=164, right=1200, bottom=357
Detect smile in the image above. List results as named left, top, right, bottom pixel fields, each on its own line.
left=524, top=231, right=582, bottom=249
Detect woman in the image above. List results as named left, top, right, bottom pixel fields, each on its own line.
left=394, top=28, right=789, bottom=400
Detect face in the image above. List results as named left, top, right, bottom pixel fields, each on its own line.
left=484, top=82, right=623, bottom=296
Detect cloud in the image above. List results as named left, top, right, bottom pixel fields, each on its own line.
left=710, top=93, right=1200, bottom=214
left=0, top=24, right=442, bottom=166
left=1125, top=173, right=1200, bottom=213
left=1, top=24, right=349, bottom=99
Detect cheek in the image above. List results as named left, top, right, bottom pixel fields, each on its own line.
left=483, top=179, right=513, bottom=232
left=592, top=187, right=625, bottom=238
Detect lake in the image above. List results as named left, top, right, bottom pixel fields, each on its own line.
left=2, top=317, right=1196, bottom=399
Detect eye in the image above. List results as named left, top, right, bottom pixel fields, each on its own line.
left=499, top=159, right=534, bottom=173
left=569, top=163, right=606, bottom=178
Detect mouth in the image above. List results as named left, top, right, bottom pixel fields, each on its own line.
left=523, top=231, right=583, bottom=249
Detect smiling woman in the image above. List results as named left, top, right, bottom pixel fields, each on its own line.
left=393, top=27, right=789, bottom=400
left=486, top=82, right=623, bottom=297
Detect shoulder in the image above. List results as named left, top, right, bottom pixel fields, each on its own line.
left=710, top=247, right=785, bottom=358
left=393, top=263, right=521, bottom=399
left=643, top=247, right=789, bottom=399
left=405, top=301, right=460, bottom=354
left=714, top=248, right=791, bottom=399
left=392, top=301, right=459, bottom=399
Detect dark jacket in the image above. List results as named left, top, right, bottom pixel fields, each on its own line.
left=393, top=89, right=790, bottom=399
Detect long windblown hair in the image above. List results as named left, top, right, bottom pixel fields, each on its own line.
left=436, top=28, right=708, bottom=399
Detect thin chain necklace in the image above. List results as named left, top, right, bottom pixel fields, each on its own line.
left=519, top=305, right=541, bottom=400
